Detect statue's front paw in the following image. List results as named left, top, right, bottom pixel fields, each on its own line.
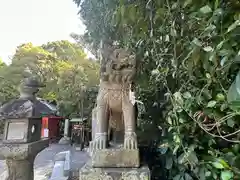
left=124, top=132, right=138, bottom=149
left=92, top=133, right=107, bottom=150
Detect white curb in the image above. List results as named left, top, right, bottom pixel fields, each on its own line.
left=49, top=150, right=71, bottom=180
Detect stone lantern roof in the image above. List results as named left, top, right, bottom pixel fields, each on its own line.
left=0, top=77, right=57, bottom=119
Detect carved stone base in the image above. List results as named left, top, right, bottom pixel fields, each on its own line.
left=79, top=161, right=150, bottom=180
left=92, top=148, right=140, bottom=168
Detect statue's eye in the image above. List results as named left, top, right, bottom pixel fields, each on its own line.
left=112, top=64, right=117, bottom=70
left=115, top=52, right=119, bottom=58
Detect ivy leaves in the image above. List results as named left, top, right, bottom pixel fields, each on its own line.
left=227, top=71, right=240, bottom=111
left=199, top=5, right=212, bottom=14
left=207, top=100, right=217, bottom=108
left=221, top=171, right=234, bottom=180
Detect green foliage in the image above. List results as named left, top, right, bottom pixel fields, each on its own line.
left=76, top=0, right=240, bottom=179
left=0, top=40, right=100, bottom=117
left=0, top=59, right=18, bottom=104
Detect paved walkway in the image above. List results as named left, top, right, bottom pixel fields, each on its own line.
left=0, top=143, right=89, bottom=180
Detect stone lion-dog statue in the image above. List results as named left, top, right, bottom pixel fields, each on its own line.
left=92, top=44, right=138, bottom=150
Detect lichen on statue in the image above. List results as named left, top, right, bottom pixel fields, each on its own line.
left=92, top=43, right=138, bottom=150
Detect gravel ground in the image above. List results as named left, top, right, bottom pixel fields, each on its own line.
left=0, top=143, right=89, bottom=180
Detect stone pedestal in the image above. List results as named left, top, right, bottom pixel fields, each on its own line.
left=6, top=159, right=34, bottom=180
left=79, top=161, right=150, bottom=180
left=80, top=147, right=150, bottom=180
left=0, top=138, right=49, bottom=180
left=92, top=148, right=140, bottom=168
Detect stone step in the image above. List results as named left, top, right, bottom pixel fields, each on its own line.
left=49, top=150, right=71, bottom=180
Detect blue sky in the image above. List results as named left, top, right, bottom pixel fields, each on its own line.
left=0, top=0, right=86, bottom=64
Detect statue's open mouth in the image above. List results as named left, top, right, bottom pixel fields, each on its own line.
left=112, top=63, right=135, bottom=71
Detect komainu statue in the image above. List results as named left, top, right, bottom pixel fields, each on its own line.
left=93, top=43, right=137, bottom=150
left=79, top=43, right=150, bottom=179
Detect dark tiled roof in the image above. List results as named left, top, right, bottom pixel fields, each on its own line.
left=0, top=98, right=57, bottom=119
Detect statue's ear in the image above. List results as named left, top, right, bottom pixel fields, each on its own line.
left=100, top=39, right=116, bottom=59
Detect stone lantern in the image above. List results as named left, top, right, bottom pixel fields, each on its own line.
left=0, top=77, right=49, bottom=180
left=2, top=117, right=41, bottom=144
